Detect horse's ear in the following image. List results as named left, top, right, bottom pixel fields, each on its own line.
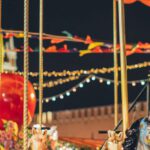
left=108, top=130, right=115, bottom=138
left=108, top=130, right=111, bottom=138
left=117, top=132, right=123, bottom=141
left=32, top=128, right=36, bottom=134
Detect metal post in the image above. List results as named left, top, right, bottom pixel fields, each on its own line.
left=0, top=0, right=4, bottom=73
left=147, top=76, right=150, bottom=118
left=23, top=0, right=29, bottom=149
left=118, top=0, right=129, bottom=137
left=39, top=0, right=43, bottom=128
left=113, top=0, right=119, bottom=126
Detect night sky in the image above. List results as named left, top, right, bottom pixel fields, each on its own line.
left=2, top=1, right=150, bottom=112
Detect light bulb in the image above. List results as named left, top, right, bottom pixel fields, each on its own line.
left=60, top=95, right=64, bottom=99
left=79, top=83, right=84, bottom=88
left=66, top=92, right=70, bottom=96
left=99, top=78, right=103, bottom=83
left=106, top=80, right=111, bottom=85
left=91, top=76, right=96, bottom=81
left=141, top=81, right=145, bottom=85
left=72, top=88, right=77, bottom=92
left=86, top=78, right=90, bottom=83
left=52, top=97, right=56, bottom=101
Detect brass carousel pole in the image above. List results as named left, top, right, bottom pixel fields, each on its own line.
left=0, top=0, right=4, bottom=73
left=113, top=0, right=119, bottom=126
left=39, top=0, right=43, bottom=128
left=117, top=0, right=129, bottom=137
left=23, top=0, right=29, bottom=149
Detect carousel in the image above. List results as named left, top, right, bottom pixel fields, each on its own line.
left=0, top=0, right=149, bottom=150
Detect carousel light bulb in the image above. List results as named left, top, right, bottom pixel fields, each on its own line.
left=45, top=98, right=49, bottom=103
left=52, top=97, right=56, bottom=101
left=79, top=83, right=84, bottom=88
left=72, top=88, right=77, bottom=92
left=86, top=78, right=90, bottom=83
left=60, top=95, right=64, bottom=99
left=132, top=82, right=136, bottom=86
left=91, top=76, right=96, bottom=81
left=66, top=92, right=70, bottom=96
left=84, top=70, right=87, bottom=74
left=106, top=80, right=111, bottom=85
left=141, top=80, right=145, bottom=85
left=99, top=78, right=103, bottom=83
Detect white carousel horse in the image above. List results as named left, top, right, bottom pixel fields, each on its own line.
left=103, top=130, right=123, bottom=150
left=28, top=127, right=47, bottom=150
left=137, top=118, right=150, bottom=150
left=28, top=125, right=58, bottom=150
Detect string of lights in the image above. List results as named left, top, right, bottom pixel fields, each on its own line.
left=42, top=75, right=148, bottom=103
left=4, top=61, right=150, bottom=77
left=33, top=76, right=80, bottom=90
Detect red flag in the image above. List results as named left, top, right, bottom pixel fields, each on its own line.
left=45, top=46, right=57, bottom=53
left=51, top=38, right=65, bottom=44
left=85, top=35, right=93, bottom=44
left=124, top=0, right=150, bottom=6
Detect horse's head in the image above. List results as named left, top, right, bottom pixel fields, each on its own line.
left=29, top=128, right=48, bottom=150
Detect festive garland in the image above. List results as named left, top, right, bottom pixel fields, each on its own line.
left=2, top=29, right=150, bottom=56
left=4, top=61, right=150, bottom=77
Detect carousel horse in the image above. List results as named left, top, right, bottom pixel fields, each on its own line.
left=137, top=118, right=150, bottom=150
left=123, top=118, right=150, bottom=150
left=28, top=128, right=48, bottom=150
left=28, top=125, right=58, bottom=150
left=103, top=130, right=123, bottom=150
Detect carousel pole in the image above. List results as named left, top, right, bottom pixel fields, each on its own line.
left=113, top=0, right=119, bottom=126
left=39, top=0, right=43, bottom=128
left=117, top=0, right=129, bottom=137
left=147, top=75, right=150, bottom=118
left=0, top=0, right=4, bottom=73
left=23, top=0, right=29, bottom=149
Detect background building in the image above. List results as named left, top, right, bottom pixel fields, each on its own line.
left=33, top=100, right=147, bottom=139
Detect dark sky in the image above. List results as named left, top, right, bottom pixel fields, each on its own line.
left=2, top=1, right=150, bottom=112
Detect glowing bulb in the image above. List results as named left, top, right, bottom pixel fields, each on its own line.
left=84, top=70, right=87, bottom=74
left=79, top=83, right=84, bottom=88
left=141, top=80, right=145, bottom=85
left=45, top=99, right=49, bottom=103
left=72, top=88, right=77, bottom=92
left=66, top=92, right=70, bottom=96
left=86, top=78, right=90, bottom=83
left=132, top=82, right=136, bottom=86
left=99, top=78, right=103, bottom=83
left=106, top=80, right=111, bottom=85
left=91, top=76, right=96, bottom=81
left=52, top=97, right=56, bottom=101
left=60, top=95, right=64, bottom=99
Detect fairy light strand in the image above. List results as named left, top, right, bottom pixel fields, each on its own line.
left=42, top=75, right=148, bottom=103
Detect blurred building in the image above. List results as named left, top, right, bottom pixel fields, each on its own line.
left=33, top=101, right=147, bottom=139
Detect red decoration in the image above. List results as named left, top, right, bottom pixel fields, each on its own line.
left=124, top=0, right=150, bottom=6
left=0, top=73, right=36, bottom=129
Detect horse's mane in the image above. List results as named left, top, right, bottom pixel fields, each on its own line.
left=123, top=118, right=143, bottom=150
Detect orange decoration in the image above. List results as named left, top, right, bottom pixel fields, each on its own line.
left=124, top=0, right=150, bottom=6
left=45, top=46, right=57, bottom=53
